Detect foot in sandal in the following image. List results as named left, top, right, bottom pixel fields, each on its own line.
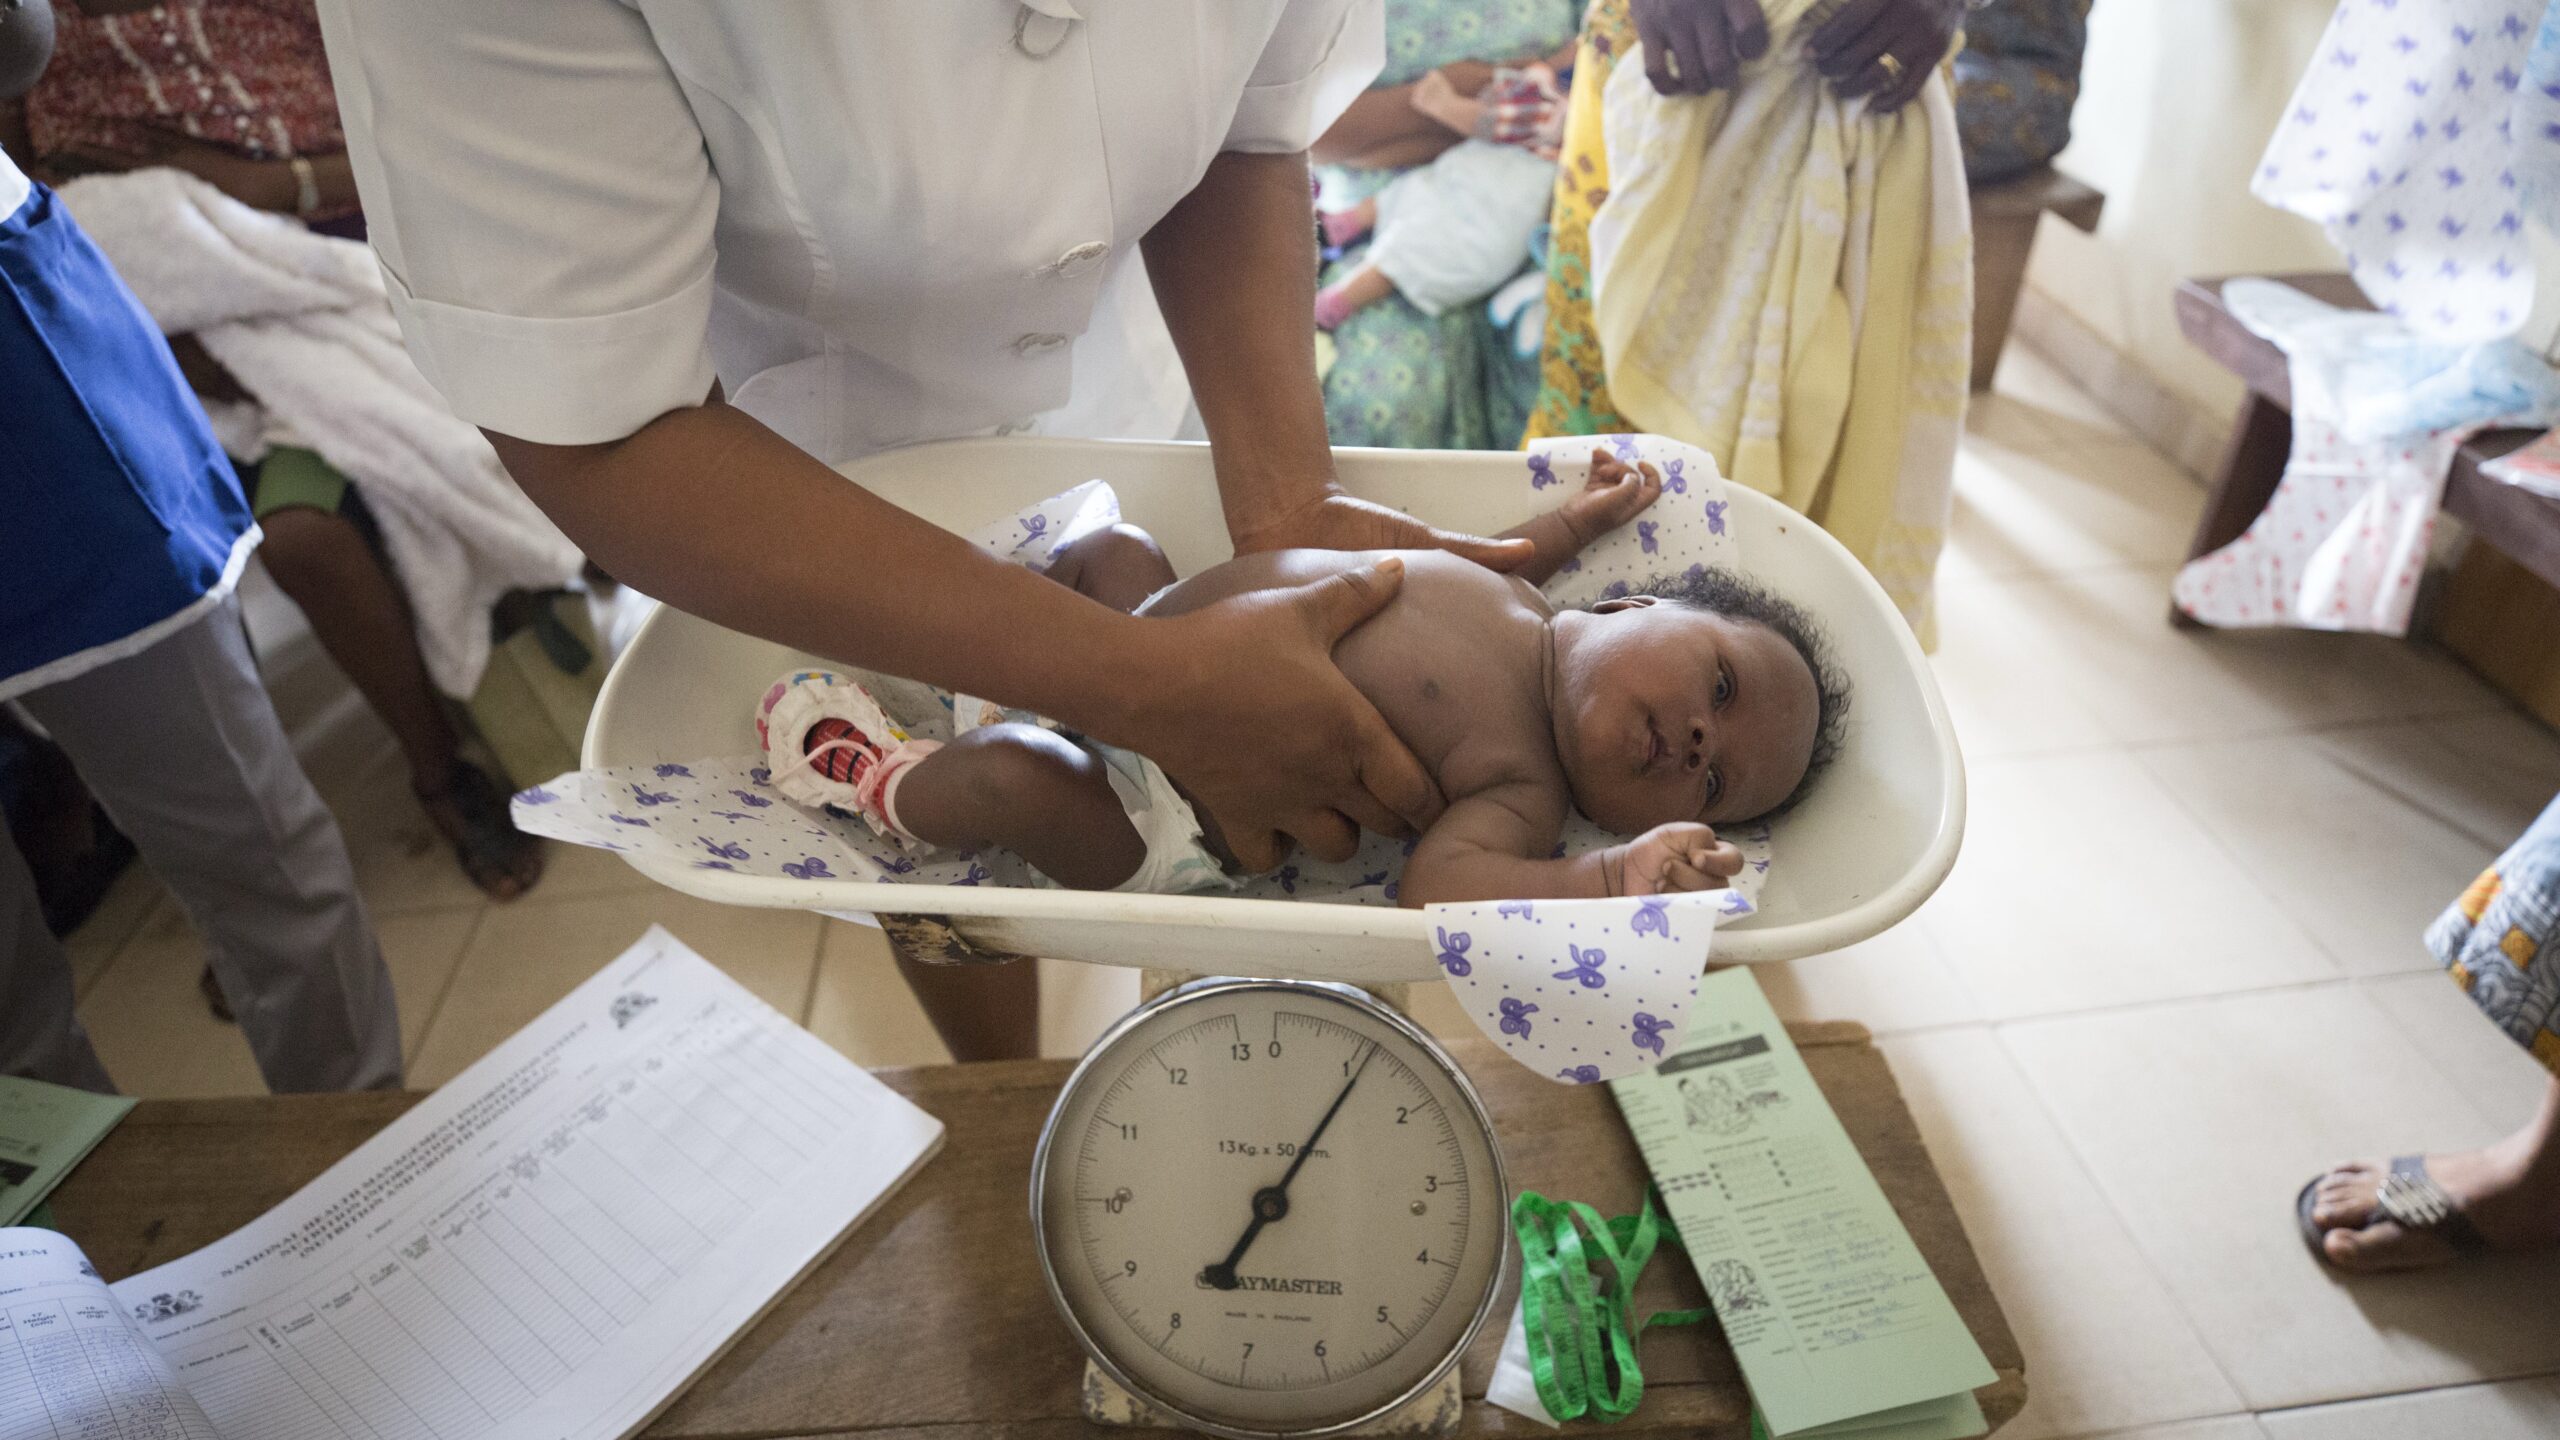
left=2297, top=1077, right=2560, bottom=1272
left=416, top=758, right=547, bottom=901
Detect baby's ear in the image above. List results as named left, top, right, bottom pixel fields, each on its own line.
left=1589, top=595, right=1661, bottom=615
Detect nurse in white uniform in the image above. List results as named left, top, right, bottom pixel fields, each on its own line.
left=313, top=0, right=1524, bottom=1058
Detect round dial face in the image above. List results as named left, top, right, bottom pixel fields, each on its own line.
left=1033, top=981, right=1508, bottom=1439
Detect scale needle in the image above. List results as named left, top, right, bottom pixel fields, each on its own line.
left=1200, top=1042, right=1376, bottom=1290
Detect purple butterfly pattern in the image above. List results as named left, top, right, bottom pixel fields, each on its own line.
left=630, top=784, right=675, bottom=806
left=1435, top=927, right=1473, bottom=977
left=1557, top=1065, right=1602, bottom=1085
left=653, top=763, right=693, bottom=778
left=1661, top=458, right=1688, bottom=494
left=1630, top=1012, right=1674, bottom=1054
left=1498, top=998, right=1539, bottom=1037
left=698, top=838, right=749, bottom=861
left=1637, top=520, right=1660, bottom=555
left=781, top=856, right=834, bottom=880
left=1527, top=453, right=1560, bottom=489
left=1703, top=499, right=1728, bottom=535
left=517, top=785, right=558, bottom=806
left=1630, top=896, right=1672, bottom=938
left=731, top=789, right=773, bottom=808
left=1496, top=901, right=1535, bottom=920
left=1552, top=944, right=1607, bottom=988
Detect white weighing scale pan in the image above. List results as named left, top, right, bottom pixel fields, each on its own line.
left=584, top=438, right=1964, bottom=984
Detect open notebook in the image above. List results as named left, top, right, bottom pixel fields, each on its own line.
left=0, top=928, right=942, bottom=1440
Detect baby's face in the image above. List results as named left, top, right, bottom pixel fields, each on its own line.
left=1551, top=600, right=1820, bottom=832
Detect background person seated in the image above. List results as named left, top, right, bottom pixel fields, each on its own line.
left=1309, top=0, right=1580, bottom=450
left=3, top=0, right=549, bottom=908
left=1951, top=0, right=2093, bottom=185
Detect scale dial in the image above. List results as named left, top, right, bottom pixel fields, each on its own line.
left=1032, top=979, right=1509, bottom=1439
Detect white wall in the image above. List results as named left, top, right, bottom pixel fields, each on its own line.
left=2024, top=0, right=2348, bottom=420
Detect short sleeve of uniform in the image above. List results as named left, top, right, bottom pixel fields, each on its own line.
left=1224, top=0, right=1386, bottom=155
left=313, top=0, right=720, bottom=445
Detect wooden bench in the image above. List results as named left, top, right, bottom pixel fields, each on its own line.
left=2171, top=275, right=2560, bottom=627
left=1971, top=165, right=2105, bottom=392
left=48, top=1026, right=2026, bottom=1438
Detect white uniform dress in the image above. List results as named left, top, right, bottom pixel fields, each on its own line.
left=311, top=0, right=1383, bottom=460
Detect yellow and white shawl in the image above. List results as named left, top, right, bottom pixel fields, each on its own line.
left=1586, top=3, right=1971, bottom=641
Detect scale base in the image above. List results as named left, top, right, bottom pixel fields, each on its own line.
left=1079, top=1359, right=1462, bottom=1437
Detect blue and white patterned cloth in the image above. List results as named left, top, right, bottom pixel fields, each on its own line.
left=2255, top=1, right=2560, bottom=341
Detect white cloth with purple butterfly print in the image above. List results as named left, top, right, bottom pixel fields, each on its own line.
left=1425, top=892, right=1742, bottom=1085
left=2253, top=1, right=2560, bottom=342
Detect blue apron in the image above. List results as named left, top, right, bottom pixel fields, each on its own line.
left=0, top=177, right=254, bottom=696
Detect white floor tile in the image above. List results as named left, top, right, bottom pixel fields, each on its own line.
left=1756, top=922, right=1982, bottom=1035
left=1944, top=441, right=2202, bottom=586
left=2359, top=972, right=2557, bottom=1138
left=1881, top=1028, right=2245, bottom=1440
left=2133, top=737, right=2498, bottom=977
left=1925, top=752, right=2337, bottom=1020
left=1988, top=346, right=2141, bottom=451
left=1930, top=579, right=2118, bottom=761
left=1940, top=568, right=2505, bottom=752
left=2002, top=987, right=2560, bottom=1409
left=805, top=922, right=952, bottom=1070
left=2256, top=1378, right=2560, bottom=1440
left=2053, top=1421, right=2269, bottom=1440
left=62, top=863, right=168, bottom=997
left=410, top=892, right=822, bottom=1086
left=377, top=907, right=481, bottom=1065
left=76, top=930, right=266, bottom=1098
left=2311, top=713, right=2560, bottom=853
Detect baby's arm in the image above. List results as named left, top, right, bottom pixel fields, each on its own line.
left=1397, top=781, right=1743, bottom=908
left=1500, top=449, right=1663, bottom=587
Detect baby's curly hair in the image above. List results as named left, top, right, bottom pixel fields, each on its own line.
left=1589, top=567, right=1851, bottom=819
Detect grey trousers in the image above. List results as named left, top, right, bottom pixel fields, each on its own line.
left=1, top=596, right=402, bottom=1093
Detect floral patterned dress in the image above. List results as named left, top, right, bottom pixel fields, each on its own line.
left=1317, top=0, right=1580, bottom=450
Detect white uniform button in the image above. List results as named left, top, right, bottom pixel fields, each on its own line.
left=1012, top=332, right=1068, bottom=356
left=1051, top=240, right=1109, bottom=277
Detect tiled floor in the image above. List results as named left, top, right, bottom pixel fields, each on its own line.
left=59, top=348, right=2560, bottom=1435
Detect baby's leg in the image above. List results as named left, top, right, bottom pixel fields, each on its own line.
left=1315, top=263, right=1395, bottom=330
left=1044, top=523, right=1178, bottom=614
left=893, top=724, right=1146, bottom=890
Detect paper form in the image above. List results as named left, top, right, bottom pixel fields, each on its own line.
left=73, top=926, right=940, bottom=1440
left=1611, top=970, right=1994, bottom=1439
left=0, top=1079, right=135, bottom=1227
left=0, top=1229, right=219, bottom=1440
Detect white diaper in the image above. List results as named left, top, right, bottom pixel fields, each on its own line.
left=1033, top=740, right=1238, bottom=896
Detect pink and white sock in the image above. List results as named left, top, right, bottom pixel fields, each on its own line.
left=755, top=670, right=941, bottom=846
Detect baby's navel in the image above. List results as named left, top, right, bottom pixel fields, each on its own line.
left=1421, top=678, right=1443, bottom=701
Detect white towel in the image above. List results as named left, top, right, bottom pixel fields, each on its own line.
left=56, top=169, right=582, bottom=699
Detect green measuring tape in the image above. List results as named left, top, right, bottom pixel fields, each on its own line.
left=1509, top=1188, right=1713, bottom=1423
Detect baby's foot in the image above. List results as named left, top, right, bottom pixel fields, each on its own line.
left=1314, top=283, right=1363, bottom=330
left=756, top=670, right=941, bottom=845
left=1319, top=205, right=1374, bottom=248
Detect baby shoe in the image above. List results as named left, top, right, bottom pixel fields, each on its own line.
left=755, top=670, right=941, bottom=846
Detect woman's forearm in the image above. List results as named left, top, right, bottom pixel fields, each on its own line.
left=487, top=403, right=1152, bottom=737
left=1141, top=149, right=1340, bottom=543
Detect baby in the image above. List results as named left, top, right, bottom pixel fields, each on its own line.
left=757, top=450, right=1846, bottom=906
left=1314, top=61, right=1567, bottom=331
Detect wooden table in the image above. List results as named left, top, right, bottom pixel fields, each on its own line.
left=47, top=1025, right=2024, bottom=1438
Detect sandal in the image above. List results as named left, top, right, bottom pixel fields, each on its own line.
left=419, top=760, right=546, bottom=901
left=2296, top=1154, right=2491, bottom=1269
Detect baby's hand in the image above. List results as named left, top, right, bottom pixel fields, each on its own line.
left=1557, top=447, right=1663, bottom=546
left=1612, top=823, right=1743, bottom=895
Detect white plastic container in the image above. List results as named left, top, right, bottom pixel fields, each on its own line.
left=585, top=438, right=1963, bottom=985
